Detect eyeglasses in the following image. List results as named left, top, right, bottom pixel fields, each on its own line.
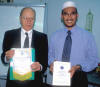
left=62, top=12, right=77, bottom=16
left=21, top=16, right=34, bottom=21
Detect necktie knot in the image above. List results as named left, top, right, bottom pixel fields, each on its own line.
left=67, top=31, right=71, bottom=40
left=67, top=30, right=71, bottom=36
left=25, top=32, right=28, bottom=36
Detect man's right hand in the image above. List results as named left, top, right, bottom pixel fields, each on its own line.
left=5, top=50, right=15, bottom=61
left=50, top=62, right=54, bottom=73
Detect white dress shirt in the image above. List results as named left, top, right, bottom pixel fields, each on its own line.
left=21, top=28, right=33, bottom=48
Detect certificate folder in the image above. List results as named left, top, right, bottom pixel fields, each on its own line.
left=52, top=61, right=71, bottom=86
left=10, top=48, right=35, bottom=81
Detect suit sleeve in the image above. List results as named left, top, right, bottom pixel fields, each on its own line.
left=1, top=31, right=11, bottom=65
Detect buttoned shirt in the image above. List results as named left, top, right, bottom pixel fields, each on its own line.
left=48, top=25, right=99, bottom=72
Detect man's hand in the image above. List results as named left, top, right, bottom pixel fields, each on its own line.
left=50, top=62, right=54, bottom=73
left=69, top=65, right=81, bottom=78
left=31, top=62, right=41, bottom=72
left=5, top=50, right=15, bottom=61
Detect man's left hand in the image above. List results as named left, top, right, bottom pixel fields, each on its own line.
left=31, top=62, right=41, bottom=72
left=69, top=65, right=81, bottom=78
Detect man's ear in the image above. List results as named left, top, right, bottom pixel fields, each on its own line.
left=77, top=14, right=79, bottom=18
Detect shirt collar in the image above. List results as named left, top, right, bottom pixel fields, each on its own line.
left=21, top=28, right=33, bottom=35
left=64, top=25, right=78, bottom=33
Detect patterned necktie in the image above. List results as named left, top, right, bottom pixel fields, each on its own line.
left=62, top=30, right=72, bottom=62
left=24, top=32, right=29, bottom=48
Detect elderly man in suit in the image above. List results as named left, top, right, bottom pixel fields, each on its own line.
left=1, top=7, right=48, bottom=87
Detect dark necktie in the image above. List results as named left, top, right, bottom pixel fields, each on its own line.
left=62, top=30, right=72, bottom=62
left=24, top=32, right=29, bottom=48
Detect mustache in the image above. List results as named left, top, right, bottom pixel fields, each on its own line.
left=65, top=19, right=73, bottom=21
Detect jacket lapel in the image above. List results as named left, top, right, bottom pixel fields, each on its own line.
left=12, top=28, right=21, bottom=48
left=31, top=30, right=35, bottom=48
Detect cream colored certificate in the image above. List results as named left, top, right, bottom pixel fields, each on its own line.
left=52, top=61, right=71, bottom=86
left=10, top=48, right=35, bottom=80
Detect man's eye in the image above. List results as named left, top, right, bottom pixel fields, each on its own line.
left=72, top=12, right=77, bottom=15
left=63, top=12, right=77, bottom=16
left=63, top=12, right=68, bottom=15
